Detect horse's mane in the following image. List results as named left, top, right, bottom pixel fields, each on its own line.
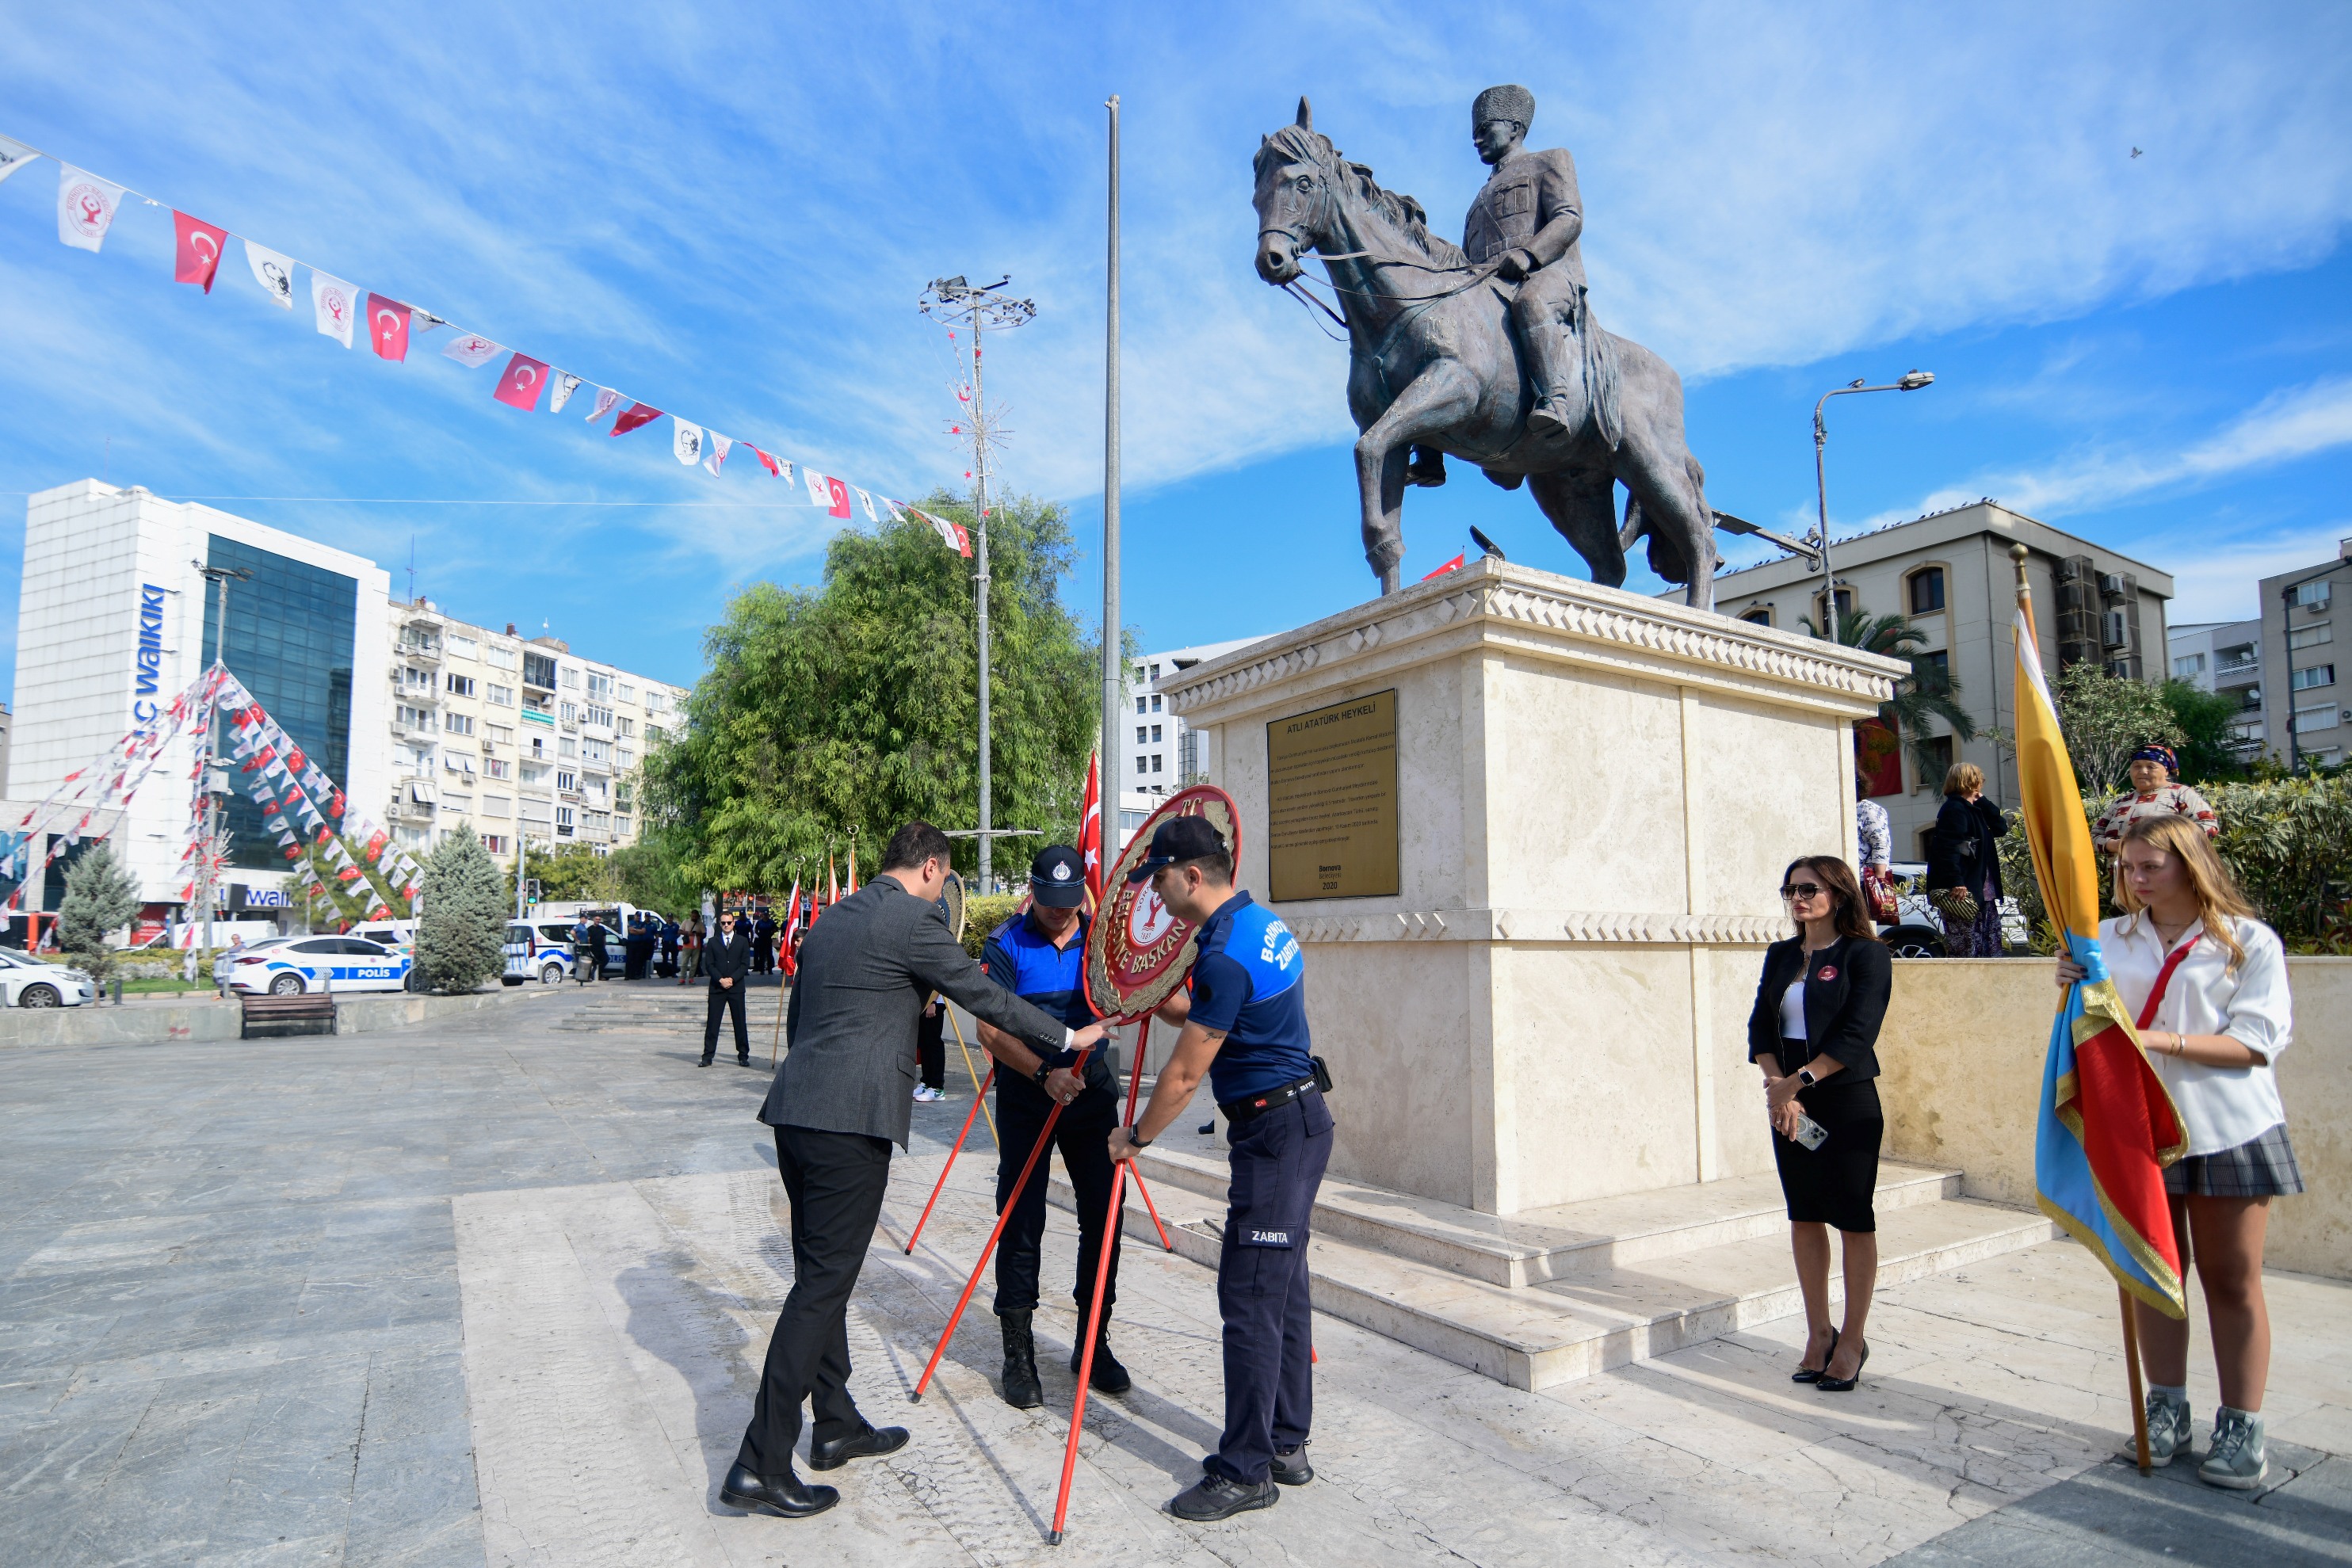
left=1255, top=124, right=1467, bottom=269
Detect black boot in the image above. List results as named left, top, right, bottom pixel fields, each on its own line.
left=1000, top=1310, right=1043, bottom=1410
left=1070, top=1311, right=1131, bottom=1395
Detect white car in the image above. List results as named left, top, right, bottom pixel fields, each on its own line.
left=215, top=935, right=416, bottom=996
left=0, top=948, right=95, bottom=1007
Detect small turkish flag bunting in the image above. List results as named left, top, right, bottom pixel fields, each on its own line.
left=494, top=353, right=551, bottom=410
left=853, top=486, right=876, bottom=522
left=173, top=212, right=228, bottom=292
left=0, top=133, right=38, bottom=187
left=311, top=273, right=357, bottom=349
left=585, top=387, right=620, bottom=423
left=441, top=333, right=502, bottom=368
left=704, top=434, right=732, bottom=476
left=365, top=294, right=411, bottom=361
left=243, top=240, right=296, bottom=309
left=610, top=402, right=662, bottom=436
left=672, top=420, right=704, bottom=464
left=803, top=467, right=830, bottom=508
left=826, top=476, right=852, bottom=519
left=752, top=445, right=784, bottom=478
left=56, top=166, right=124, bottom=253
left=549, top=372, right=582, bottom=412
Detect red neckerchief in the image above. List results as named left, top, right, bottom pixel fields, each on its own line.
left=2134, top=926, right=2201, bottom=1032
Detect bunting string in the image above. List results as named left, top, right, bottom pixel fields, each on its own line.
left=0, top=132, right=975, bottom=559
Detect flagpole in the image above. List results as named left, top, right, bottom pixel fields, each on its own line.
left=1100, top=94, right=1123, bottom=878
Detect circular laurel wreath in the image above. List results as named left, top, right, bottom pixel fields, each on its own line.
left=1083, top=784, right=1243, bottom=1021
left=938, top=869, right=967, bottom=943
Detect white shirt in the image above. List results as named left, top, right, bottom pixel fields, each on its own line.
left=2101, top=912, right=2293, bottom=1157
left=1779, top=979, right=1808, bottom=1043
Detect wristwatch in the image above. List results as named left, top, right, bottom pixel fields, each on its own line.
left=1127, top=1129, right=1151, bottom=1149
left=1796, top=1068, right=1818, bottom=1087
left=1033, top=1063, right=1055, bottom=1088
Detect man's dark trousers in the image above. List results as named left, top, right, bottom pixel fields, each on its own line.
left=993, top=1075, right=1122, bottom=1318
left=736, top=1125, right=891, bottom=1475
left=1210, top=1092, right=1333, bottom=1486
left=703, top=982, right=749, bottom=1064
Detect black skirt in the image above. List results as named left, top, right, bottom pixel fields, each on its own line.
left=1772, top=1074, right=1883, bottom=1233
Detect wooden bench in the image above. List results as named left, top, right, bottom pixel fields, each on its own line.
left=240, top=991, right=338, bottom=1040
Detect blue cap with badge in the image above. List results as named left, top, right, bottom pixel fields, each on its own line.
left=1125, top=815, right=1228, bottom=883
left=1028, top=844, right=1090, bottom=907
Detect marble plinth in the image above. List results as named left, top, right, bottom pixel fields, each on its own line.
left=1166, top=558, right=1907, bottom=1216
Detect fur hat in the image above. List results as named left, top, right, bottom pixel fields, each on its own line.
left=1472, top=84, right=1535, bottom=132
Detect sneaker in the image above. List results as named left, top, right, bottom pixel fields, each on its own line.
left=2126, top=1389, right=2192, bottom=1463
left=911, top=1084, right=944, bottom=1104
left=1271, top=1444, right=1313, bottom=1486
left=2198, top=1406, right=2268, bottom=1490
left=1167, top=1471, right=1277, bottom=1522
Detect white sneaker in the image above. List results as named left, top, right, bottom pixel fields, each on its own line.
left=2126, top=1389, right=2192, bottom=1463
left=911, top=1084, right=944, bottom=1103
left=2198, top=1406, right=2268, bottom=1490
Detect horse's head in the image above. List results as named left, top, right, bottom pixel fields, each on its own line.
left=1253, top=97, right=1334, bottom=284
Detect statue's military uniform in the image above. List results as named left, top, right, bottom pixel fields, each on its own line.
left=1464, top=86, right=1613, bottom=446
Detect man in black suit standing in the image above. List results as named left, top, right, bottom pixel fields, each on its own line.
left=720, top=822, right=1106, bottom=1521
left=700, top=910, right=754, bottom=1067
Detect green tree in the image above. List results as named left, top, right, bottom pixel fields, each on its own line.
left=604, top=829, right=697, bottom=917
left=2054, top=662, right=2182, bottom=799
left=416, top=828, right=507, bottom=992
left=646, top=491, right=1098, bottom=894
left=58, top=842, right=140, bottom=984
left=1806, top=608, right=1976, bottom=778
left=2161, top=677, right=2247, bottom=785
left=2208, top=773, right=2352, bottom=948
left=524, top=841, right=609, bottom=902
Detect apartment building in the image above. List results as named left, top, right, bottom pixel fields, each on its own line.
left=385, top=598, right=688, bottom=868
left=2259, top=537, right=2352, bottom=769
left=2167, top=619, right=2266, bottom=761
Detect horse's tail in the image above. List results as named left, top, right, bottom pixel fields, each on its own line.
left=1620, top=456, right=1712, bottom=585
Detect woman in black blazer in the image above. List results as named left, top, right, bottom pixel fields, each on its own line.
left=1747, top=855, right=1892, bottom=1393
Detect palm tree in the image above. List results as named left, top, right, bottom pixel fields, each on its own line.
left=1801, top=607, right=1976, bottom=779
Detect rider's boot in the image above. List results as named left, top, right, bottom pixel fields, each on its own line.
left=1405, top=445, right=1449, bottom=486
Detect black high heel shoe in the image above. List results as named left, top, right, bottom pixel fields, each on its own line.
left=1816, top=1340, right=1869, bottom=1392
left=1791, top=1327, right=1838, bottom=1384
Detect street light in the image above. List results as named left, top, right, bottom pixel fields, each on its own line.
left=1812, top=371, right=1934, bottom=638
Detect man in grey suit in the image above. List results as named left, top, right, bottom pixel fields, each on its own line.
left=721, top=822, right=1107, bottom=1520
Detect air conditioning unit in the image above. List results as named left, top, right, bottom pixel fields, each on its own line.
left=2099, top=573, right=2126, bottom=599
left=2102, top=609, right=2129, bottom=648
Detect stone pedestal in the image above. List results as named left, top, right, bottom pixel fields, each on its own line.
left=1165, top=559, right=1906, bottom=1217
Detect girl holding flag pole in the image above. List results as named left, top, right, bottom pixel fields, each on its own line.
left=2054, top=814, right=2297, bottom=1488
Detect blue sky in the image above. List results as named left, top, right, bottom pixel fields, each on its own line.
left=1, top=3, right=2347, bottom=698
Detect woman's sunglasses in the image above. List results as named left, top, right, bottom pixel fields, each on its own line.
left=1779, top=882, right=1827, bottom=902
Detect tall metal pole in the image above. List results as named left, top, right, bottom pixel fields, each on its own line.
left=1810, top=371, right=1936, bottom=638
left=194, top=567, right=241, bottom=961
left=1102, top=95, right=1123, bottom=863
left=973, top=318, right=994, bottom=894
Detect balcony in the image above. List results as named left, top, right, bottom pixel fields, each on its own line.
left=396, top=638, right=442, bottom=665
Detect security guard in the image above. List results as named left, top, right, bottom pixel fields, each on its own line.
left=1110, top=815, right=1331, bottom=1522
left=975, top=844, right=1130, bottom=1409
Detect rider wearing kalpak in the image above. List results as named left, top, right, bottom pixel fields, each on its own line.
left=1463, top=82, right=1615, bottom=448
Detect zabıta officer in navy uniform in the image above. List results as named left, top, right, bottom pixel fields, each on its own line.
left=1110, top=815, right=1332, bottom=1523
left=973, top=845, right=1132, bottom=1409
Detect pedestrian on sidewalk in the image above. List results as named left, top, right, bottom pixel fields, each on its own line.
left=701, top=911, right=754, bottom=1067
left=680, top=915, right=703, bottom=986
left=720, top=821, right=1103, bottom=1523
left=974, top=845, right=1127, bottom=1409
left=1749, top=855, right=1891, bottom=1394
left=571, top=916, right=598, bottom=985
left=1113, top=816, right=1332, bottom=1523
left=754, top=910, right=777, bottom=975
left=2058, top=813, right=2296, bottom=1489
left=1926, top=763, right=2007, bottom=956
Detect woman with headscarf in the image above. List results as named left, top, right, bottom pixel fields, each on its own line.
left=2094, top=744, right=2220, bottom=854
left=1926, top=762, right=2007, bottom=956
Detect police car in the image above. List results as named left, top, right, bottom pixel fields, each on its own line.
left=0, top=947, right=97, bottom=1008
left=215, top=935, right=415, bottom=996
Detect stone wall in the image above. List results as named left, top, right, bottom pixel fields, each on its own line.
left=1877, top=956, right=2350, bottom=1280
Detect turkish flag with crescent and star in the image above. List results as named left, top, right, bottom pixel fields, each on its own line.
left=172, top=212, right=228, bottom=292
left=494, top=353, right=551, bottom=410
left=365, top=294, right=411, bottom=361
left=610, top=402, right=662, bottom=436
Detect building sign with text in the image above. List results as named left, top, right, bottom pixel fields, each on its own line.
left=1267, top=689, right=1399, bottom=902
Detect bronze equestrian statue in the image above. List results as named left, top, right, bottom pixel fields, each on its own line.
left=1254, top=89, right=1720, bottom=608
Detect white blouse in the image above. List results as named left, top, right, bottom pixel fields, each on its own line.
left=2100, top=912, right=2293, bottom=1157
left=1779, top=979, right=1808, bottom=1043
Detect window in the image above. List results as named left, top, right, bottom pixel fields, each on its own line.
left=522, top=650, right=558, bottom=689
left=399, top=665, right=434, bottom=693
left=1136, top=725, right=1148, bottom=745
left=448, top=635, right=479, bottom=660
left=398, top=627, right=438, bottom=654
left=584, top=738, right=611, bottom=764
left=1149, top=662, right=1162, bottom=679
left=1915, top=650, right=1951, bottom=695
left=586, top=704, right=613, bottom=727
left=1907, top=567, right=1947, bottom=615
left=487, top=645, right=518, bottom=670
left=617, top=681, right=636, bottom=703
left=2292, top=664, right=2335, bottom=691
left=1739, top=608, right=1772, bottom=627
left=444, top=673, right=475, bottom=698
left=1151, top=753, right=1163, bottom=773
left=615, top=783, right=632, bottom=809
left=646, top=723, right=666, bottom=743
left=483, top=757, right=513, bottom=780
left=397, top=704, right=436, bottom=731
left=1136, top=754, right=1147, bottom=775
left=1816, top=587, right=1854, bottom=628
left=1915, top=735, right=1953, bottom=792
left=487, top=683, right=514, bottom=707
left=2289, top=624, right=2333, bottom=651
left=1151, top=695, right=1163, bottom=712
left=556, top=806, right=575, bottom=835
left=2172, top=654, right=2207, bottom=678
left=482, top=834, right=507, bottom=854
left=586, top=672, right=613, bottom=699
left=1135, top=696, right=1146, bottom=715
left=646, top=689, right=668, bottom=713
left=1150, top=724, right=1163, bottom=742
left=616, top=716, right=635, bottom=738
left=583, top=776, right=609, bottom=803
left=445, top=712, right=475, bottom=737
left=617, top=746, right=635, bottom=768
left=2293, top=701, right=2338, bottom=731
left=2293, top=581, right=2334, bottom=610
left=559, top=737, right=578, bottom=759
left=523, top=691, right=553, bottom=715
left=560, top=666, right=580, bottom=689
left=487, top=723, right=513, bottom=745
left=556, top=770, right=578, bottom=793
left=521, top=763, right=550, bottom=786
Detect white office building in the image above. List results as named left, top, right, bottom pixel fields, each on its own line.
left=1114, top=635, right=1269, bottom=843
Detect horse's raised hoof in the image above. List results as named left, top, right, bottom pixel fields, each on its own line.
left=1405, top=447, right=1448, bottom=488
left=1527, top=400, right=1575, bottom=441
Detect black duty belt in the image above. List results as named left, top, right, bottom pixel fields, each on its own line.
left=1219, top=1075, right=1321, bottom=1126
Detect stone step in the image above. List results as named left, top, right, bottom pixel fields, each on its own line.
left=551, top=983, right=785, bottom=1032
left=1126, top=1144, right=1961, bottom=1287
left=1048, top=1165, right=2054, bottom=1392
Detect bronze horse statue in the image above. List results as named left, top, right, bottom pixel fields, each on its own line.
left=1253, top=100, right=1720, bottom=607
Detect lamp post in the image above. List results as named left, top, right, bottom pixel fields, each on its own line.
left=193, top=563, right=250, bottom=961
left=1812, top=370, right=1934, bottom=637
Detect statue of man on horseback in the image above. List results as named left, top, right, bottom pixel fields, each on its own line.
left=1254, top=92, right=1720, bottom=609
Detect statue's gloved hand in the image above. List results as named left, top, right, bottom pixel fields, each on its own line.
left=1494, top=247, right=1537, bottom=282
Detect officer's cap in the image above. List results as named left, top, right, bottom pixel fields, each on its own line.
left=1028, top=844, right=1090, bottom=907
left=1126, top=815, right=1228, bottom=883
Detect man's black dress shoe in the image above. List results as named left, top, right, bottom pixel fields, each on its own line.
left=806, top=1424, right=910, bottom=1471
left=1168, top=1470, right=1278, bottom=1521
left=719, top=1462, right=837, bottom=1518
left=737, top=1055, right=750, bottom=1066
